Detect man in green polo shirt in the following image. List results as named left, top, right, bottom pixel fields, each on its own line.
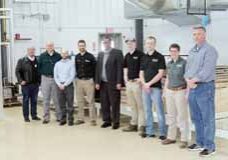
left=162, top=43, right=189, bottom=148
left=38, top=41, right=62, bottom=124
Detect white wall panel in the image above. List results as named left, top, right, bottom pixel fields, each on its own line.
left=10, top=0, right=228, bottom=69
left=12, top=0, right=133, bottom=48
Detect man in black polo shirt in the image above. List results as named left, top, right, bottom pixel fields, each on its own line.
left=16, top=47, right=41, bottom=122
left=122, top=37, right=145, bottom=136
left=75, top=40, right=97, bottom=126
left=38, top=41, right=62, bottom=124
left=140, top=36, right=166, bottom=139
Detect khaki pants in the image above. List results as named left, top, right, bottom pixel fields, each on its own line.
left=126, top=81, right=145, bottom=127
left=165, top=89, right=189, bottom=142
left=76, top=79, right=96, bottom=121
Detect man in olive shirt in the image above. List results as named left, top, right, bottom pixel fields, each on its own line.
left=38, top=41, right=62, bottom=124
left=162, top=44, right=189, bottom=148
left=140, top=36, right=166, bottom=139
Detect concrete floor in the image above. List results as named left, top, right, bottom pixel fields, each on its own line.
left=1, top=107, right=228, bottom=160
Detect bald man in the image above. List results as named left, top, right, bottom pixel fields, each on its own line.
left=54, top=49, right=75, bottom=126
left=38, top=41, right=62, bottom=124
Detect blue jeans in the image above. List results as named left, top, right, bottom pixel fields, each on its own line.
left=21, top=84, right=39, bottom=119
left=142, top=87, right=166, bottom=136
left=188, top=81, right=216, bottom=151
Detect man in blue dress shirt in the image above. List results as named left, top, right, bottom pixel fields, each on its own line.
left=184, top=26, right=218, bottom=157
left=54, top=49, right=76, bottom=126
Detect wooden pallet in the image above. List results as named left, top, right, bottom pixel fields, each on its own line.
left=4, top=97, right=22, bottom=108
left=216, top=65, right=228, bottom=84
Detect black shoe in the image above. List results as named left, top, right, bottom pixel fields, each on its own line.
left=56, top=119, right=61, bottom=122
left=159, top=136, right=166, bottom=140
left=101, top=122, right=112, bottom=128
left=112, top=123, right=120, bottom=130
left=141, top=133, right=147, bottom=138
left=188, top=144, right=204, bottom=151
left=43, top=120, right=50, bottom=124
left=148, top=134, right=156, bottom=138
left=59, top=121, right=67, bottom=126
left=24, top=118, right=30, bottom=122
left=32, top=116, right=41, bottom=121
left=199, top=149, right=216, bottom=157
left=141, top=133, right=156, bottom=138
left=68, top=121, right=74, bottom=126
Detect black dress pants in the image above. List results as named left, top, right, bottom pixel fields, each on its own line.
left=100, top=81, right=121, bottom=124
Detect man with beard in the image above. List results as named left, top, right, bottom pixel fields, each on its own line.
left=75, top=40, right=97, bottom=126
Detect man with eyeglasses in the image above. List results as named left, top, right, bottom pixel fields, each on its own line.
left=162, top=43, right=189, bottom=149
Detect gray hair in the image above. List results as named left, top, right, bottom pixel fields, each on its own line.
left=193, top=26, right=206, bottom=32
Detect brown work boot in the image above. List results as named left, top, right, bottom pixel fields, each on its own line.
left=179, top=141, right=188, bottom=149
left=90, top=120, right=97, bottom=126
left=138, top=126, right=145, bottom=136
left=75, top=120, right=85, bottom=125
left=162, top=139, right=176, bottom=145
left=122, top=125, right=137, bottom=132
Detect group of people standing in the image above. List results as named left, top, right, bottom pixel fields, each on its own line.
left=15, top=26, right=218, bottom=157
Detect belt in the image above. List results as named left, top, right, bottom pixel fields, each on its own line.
left=168, top=86, right=186, bottom=91
left=196, top=80, right=214, bottom=85
left=60, top=82, right=73, bottom=87
left=78, top=77, right=92, bottom=80
left=128, top=79, right=138, bottom=82
left=44, top=75, right=53, bottom=78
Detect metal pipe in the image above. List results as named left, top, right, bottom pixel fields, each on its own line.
left=9, top=8, right=14, bottom=83
left=13, top=0, right=57, bottom=4
left=135, top=19, right=144, bottom=52
left=0, top=0, right=8, bottom=82
left=0, top=14, right=4, bottom=119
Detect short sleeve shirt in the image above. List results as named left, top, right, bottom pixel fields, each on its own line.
left=124, top=49, right=144, bottom=80
left=140, top=50, right=166, bottom=88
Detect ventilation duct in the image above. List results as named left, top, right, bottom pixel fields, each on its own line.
left=125, top=0, right=228, bottom=26
left=127, top=0, right=181, bottom=13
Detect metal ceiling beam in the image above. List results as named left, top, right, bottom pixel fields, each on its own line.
left=135, top=19, right=144, bottom=51
left=13, top=0, right=57, bottom=4
left=0, top=32, right=3, bottom=119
